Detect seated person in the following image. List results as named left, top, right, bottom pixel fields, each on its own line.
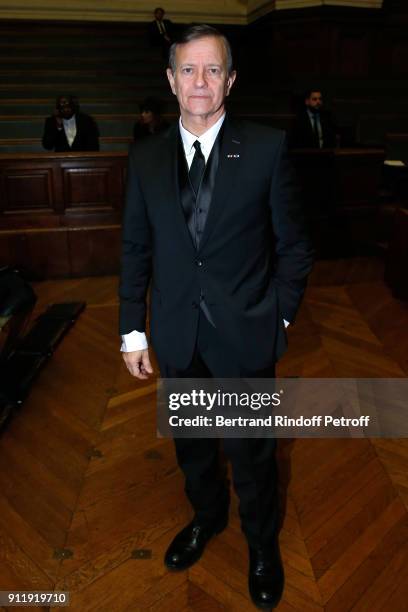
left=42, top=95, right=99, bottom=152
left=290, top=89, right=337, bottom=149
left=133, top=97, right=169, bottom=141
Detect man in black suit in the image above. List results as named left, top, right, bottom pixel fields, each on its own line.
left=42, top=95, right=99, bottom=152
left=148, top=7, right=173, bottom=58
left=290, top=89, right=337, bottom=149
left=119, top=25, right=313, bottom=609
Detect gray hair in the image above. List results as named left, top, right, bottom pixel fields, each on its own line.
left=168, top=24, right=234, bottom=75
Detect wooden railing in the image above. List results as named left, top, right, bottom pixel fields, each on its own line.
left=0, top=148, right=386, bottom=278
left=0, top=152, right=127, bottom=278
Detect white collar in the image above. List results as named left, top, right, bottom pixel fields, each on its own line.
left=179, top=114, right=225, bottom=161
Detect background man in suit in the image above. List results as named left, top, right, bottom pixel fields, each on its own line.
left=42, top=95, right=99, bottom=152
left=148, top=7, right=174, bottom=59
left=119, top=25, right=313, bottom=609
left=290, top=89, right=338, bottom=149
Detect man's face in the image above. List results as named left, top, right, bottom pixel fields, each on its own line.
left=166, top=36, right=236, bottom=124
left=154, top=9, right=164, bottom=20
left=305, top=91, right=323, bottom=112
left=57, top=97, right=75, bottom=119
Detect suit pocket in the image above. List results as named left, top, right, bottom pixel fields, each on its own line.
left=242, top=280, right=274, bottom=311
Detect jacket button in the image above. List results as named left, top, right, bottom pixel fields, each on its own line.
left=196, top=259, right=203, bottom=266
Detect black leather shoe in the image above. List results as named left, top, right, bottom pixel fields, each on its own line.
left=248, top=543, right=284, bottom=610
left=164, top=514, right=228, bottom=571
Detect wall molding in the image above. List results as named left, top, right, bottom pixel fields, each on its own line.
left=0, top=0, right=383, bottom=25
left=273, top=0, right=382, bottom=9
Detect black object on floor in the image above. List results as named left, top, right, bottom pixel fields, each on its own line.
left=0, top=300, right=85, bottom=429
left=0, top=266, right=37, bottom=361
left=17, top=302, right=85, bottom=356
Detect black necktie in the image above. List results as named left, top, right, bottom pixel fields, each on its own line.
left=189, top=140, right=205, bottom=197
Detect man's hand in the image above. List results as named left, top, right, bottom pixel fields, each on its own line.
left=122, top=349, right=153, bottom=379
left=53, top=109, right=63, bottom=128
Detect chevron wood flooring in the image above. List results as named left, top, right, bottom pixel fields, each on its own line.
left=0, top=257, right=407, bottom=611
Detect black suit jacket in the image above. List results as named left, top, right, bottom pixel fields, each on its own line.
left=148, top=19, right=173, bottom=46
left=42, top=112, right=100, bottom=152
left=119, top=117, right=314, bottom=371
left=290, top=109, right=337, bottom=149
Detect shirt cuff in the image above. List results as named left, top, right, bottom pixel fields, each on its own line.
left=120, top=330, right=148, bottom=352
left=121, top=321, right=289, bottom=351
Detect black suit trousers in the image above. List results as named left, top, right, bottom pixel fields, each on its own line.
left=158, top=313, right=279, bottom=549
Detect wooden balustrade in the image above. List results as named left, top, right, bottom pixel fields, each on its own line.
left=0, top=151, right=127, bottom=278
left=0, top=148, right=386, bottom=278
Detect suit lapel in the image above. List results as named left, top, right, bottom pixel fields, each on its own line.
left=164, top=124, right=197, bottom=254
left=198, top=116, right=243, bottom=253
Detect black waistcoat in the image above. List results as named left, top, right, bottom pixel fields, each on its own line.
left=177, top=123, right=223, bottom=250
left=177, top=124, right=224, bottom=326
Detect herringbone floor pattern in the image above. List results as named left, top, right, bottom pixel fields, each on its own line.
left=0, top=259, right=407, bottom=611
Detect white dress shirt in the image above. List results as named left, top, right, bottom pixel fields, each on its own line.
left=62, top=115, right=77, bottom=147
left=121, top=114, right=288, bottom=353
left=179, top=113, right=225, bottom=168
left=156, top=19, right=167, bottom=35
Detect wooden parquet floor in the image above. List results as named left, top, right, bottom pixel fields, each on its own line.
left=0, top=259, right=407, bottom=611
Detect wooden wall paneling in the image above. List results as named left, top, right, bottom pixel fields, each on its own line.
left=62, top=163, right=113, bottom=212
left=385, top=207, right=408, bottom=300
left=121, top=164, right=127, bottom=203
left=0, top=153, right=127, bottom=277
left=291, top=148, right=385, bottom=255
left=390, top=35, right=408, bottom=75
left=275, top=23, right=323, bottom=78
left=370, top=26, right=388, bottom=76
left=270, top=29, right=289, bottom=78
left=52, top=160, right=66, bottom=215
left=0, top=144, right=389, bottom=278
left=67, top=226, right=121, bottom=277
left=286, top=32, right=309, bottom=76
left=0, top=162, right=56, bottom=214
left=334, top=149, right=384, bottom=207
left=359, top=114, right=408, bottom=146
left=319, top=20, right=335, bottom=77
left=267, top=28, right=291, bottom=81
left=327, top=24, right=340, bottom=79
left=332, top=97, right=374, bottom=146
left=0, top=229, right=70, bottom=278
left=336, top=29, right=369, bottom=77
left=292, top=35, right=322, bottom=77
left=0, top=231, right=29, bottom=270
left=291, top=150, right=336, bottom=218
left=0, top=164, right=5, bottom=215
left=109, top=161, right=125, bottom=211
left=24, top=229, right=70, bottom=279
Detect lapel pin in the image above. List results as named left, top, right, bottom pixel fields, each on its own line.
left=227, top=154, right=240, bottom=158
